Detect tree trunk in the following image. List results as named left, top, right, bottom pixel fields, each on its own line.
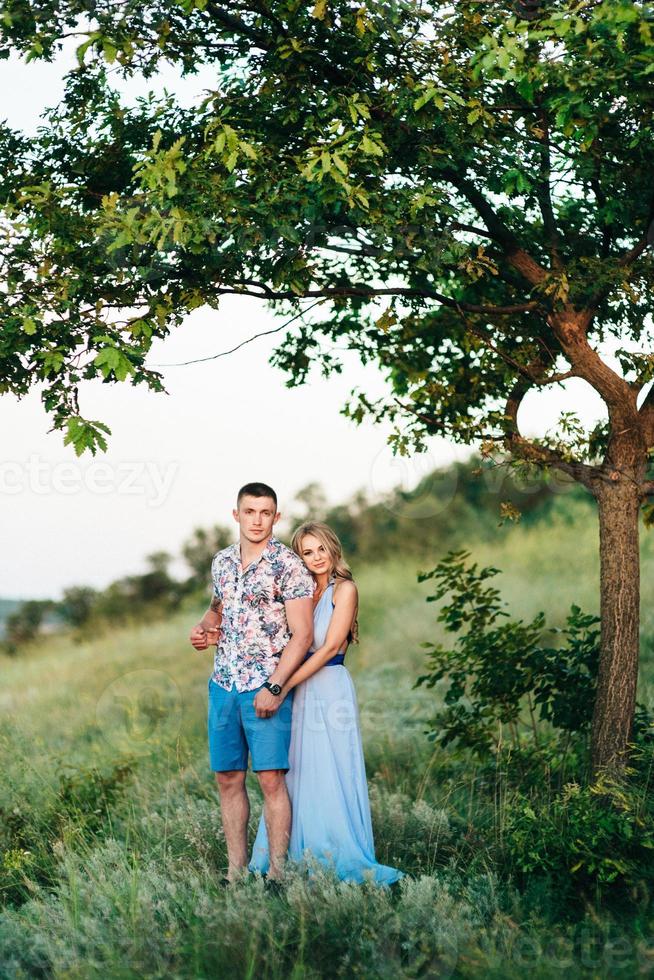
left=590, top=478, right=641, bottom=775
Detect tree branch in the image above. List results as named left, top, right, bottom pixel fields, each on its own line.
left=210, top=280, right=542, bottom=315
left=441, top=169, right=549, bottom=287
left=638, top=381, right=654, bottom=448
left=504, top=377, right=600, bottom=491
left=545, top=309, right=639, bottom=418
left=449, top=302, right=571, bottom=387
left=205, top=4, right=272, bottom=49
left=586, top=192, right=654, bottom=309
left=533, top=98, right=563, bottom=271
left=449, top=221, right=497, bottom=240
left=147, top=298, right=325, bottom=367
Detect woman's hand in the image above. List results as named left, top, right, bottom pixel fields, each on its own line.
left=189, top=624, right=209, bottom=650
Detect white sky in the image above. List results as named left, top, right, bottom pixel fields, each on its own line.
left=0, top=41, right=606, bottom=599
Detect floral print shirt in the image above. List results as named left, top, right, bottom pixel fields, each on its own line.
left=210, top=535, right=315, bottom=692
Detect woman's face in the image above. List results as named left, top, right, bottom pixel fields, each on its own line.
left=298, top=533, right=332, bottom=576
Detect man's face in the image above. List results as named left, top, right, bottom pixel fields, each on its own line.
left=233, top=495, right=280, bottom=543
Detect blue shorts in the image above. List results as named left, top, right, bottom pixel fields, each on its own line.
left=207, top=676, right=294, bottom=772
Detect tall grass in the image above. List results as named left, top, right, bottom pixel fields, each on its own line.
left=2, top=493, right=654, bottom=977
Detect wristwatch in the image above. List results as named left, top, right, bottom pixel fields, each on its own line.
left=263, top=680, right=282, bottom=696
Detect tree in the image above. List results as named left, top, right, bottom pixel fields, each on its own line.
left=2, top=599, right=56, bottom=653
left=144, top=549, right=173, bottom=576
left=0, top=0, right=653, bottom=771
left=58, top=585, right=99, bottom=628
left=181, top=524, right=232, bottom=585
left=285, top=481, right=330, bottom=531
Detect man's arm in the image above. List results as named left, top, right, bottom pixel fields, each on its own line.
left=253, top=596, right=313, bottom=716
left=282, top=581, right=357, bottom=693
left=189, top=596, right=223, bottom=650
left=269, top=596, right=314, bottom=686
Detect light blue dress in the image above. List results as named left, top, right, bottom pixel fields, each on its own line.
left=249, top=578, right=404, bottom=886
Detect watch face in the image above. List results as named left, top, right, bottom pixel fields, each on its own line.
left=268, top=683, right=282, bottom=695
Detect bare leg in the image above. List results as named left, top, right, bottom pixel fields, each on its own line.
left=256, top=769, right=291, bottom=880
left=215, top=770, right=249, bottom=880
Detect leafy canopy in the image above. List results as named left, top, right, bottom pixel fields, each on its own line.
left=0, top=0, right=652, bottom=473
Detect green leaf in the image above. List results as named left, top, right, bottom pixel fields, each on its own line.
left=102, top=39, right=118, bottom=63
left=64, top=417, right=112, bottom=457
left=414, top=87, right=436, bottom=111
left=75, top=33, right=99, bottom=66
left=443, top=89, right=466, bottom=107
left=94, top=348, right=120, bottom=373
left=93, top=347, right=135, bottom=381
left=359, top=134, right=384, bottom=157
left=239, top=141, right=258, bottom=161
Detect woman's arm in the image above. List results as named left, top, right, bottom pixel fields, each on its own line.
left=282, top=580, right=358, bottom=695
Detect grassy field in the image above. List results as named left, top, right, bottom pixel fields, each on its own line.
left=2, top=493, right=654, bottom=978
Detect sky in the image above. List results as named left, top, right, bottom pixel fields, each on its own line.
left=0, top=38, right=608, bottom=599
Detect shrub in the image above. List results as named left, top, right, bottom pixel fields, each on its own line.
left=502, top=777, right=654, bottom=904
left=0, top=761, right=136, bottom=910
left=415, top=550, right=601, bottom=756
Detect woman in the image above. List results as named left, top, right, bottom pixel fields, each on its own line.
left=249, top=521, right=403, bottom=887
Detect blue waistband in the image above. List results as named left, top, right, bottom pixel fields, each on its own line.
left=303, top=650, right=345, bottom=667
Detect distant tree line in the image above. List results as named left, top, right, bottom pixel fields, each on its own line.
left=284, top=454, right=590, bottom=565
left=1, top=456, right=589, bottom=654
left=1, top=526, right=232, bottom=655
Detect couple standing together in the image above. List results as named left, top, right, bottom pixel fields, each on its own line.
left=189, top=482, right=403, bottom=889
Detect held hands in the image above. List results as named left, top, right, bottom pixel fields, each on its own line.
left=189, top=624, right=220, bottom=651
left=254, top=687, right=285, bottom=718
left=189, top=625, right=208, bottom=650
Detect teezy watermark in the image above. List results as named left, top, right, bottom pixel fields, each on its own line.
left=0, top=455, right=178, bottom=507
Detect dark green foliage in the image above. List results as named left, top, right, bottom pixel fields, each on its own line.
left=181, top=524, right=232, bottom=587
left=290, top=455, right=588, bottom=565
left=502, top=778, right=654, bottom=903
left=2, top=599, right=58, bottom=654
left=52, top=761, right=135, bottom=835
left=0, top=760, right=136, bottom=909
left=415, top=550, right=600, bottom=755
left=57, top=585, right=99, bottom=628
left=3, top=550, right=190, bottom=653
left=92, top=558, right=182, bottom=621
left=412, top=551, right=654, bottom=907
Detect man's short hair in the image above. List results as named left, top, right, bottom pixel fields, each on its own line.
left=237, top=482, right=278, bottom=511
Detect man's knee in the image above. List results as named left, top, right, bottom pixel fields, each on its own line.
left=215, top=769, right=246, bottom=793
left=256, top=769, right=288, bottom=797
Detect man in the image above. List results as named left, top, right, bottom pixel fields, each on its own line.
left=189, top=482, right=314, bottom=886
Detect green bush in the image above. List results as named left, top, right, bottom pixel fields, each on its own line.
left=415, top=550, right=601, bottom=757
left=502, top=777, right=654, bottom=904
left=0, top=761, right=136, bottom=910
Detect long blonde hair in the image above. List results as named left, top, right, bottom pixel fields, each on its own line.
left=290, top=521, right=359, bottom=644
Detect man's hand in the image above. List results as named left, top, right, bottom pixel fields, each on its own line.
left=189, top=625, right=209, bottom=650
left=254, top=688, right=284, bottom=718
